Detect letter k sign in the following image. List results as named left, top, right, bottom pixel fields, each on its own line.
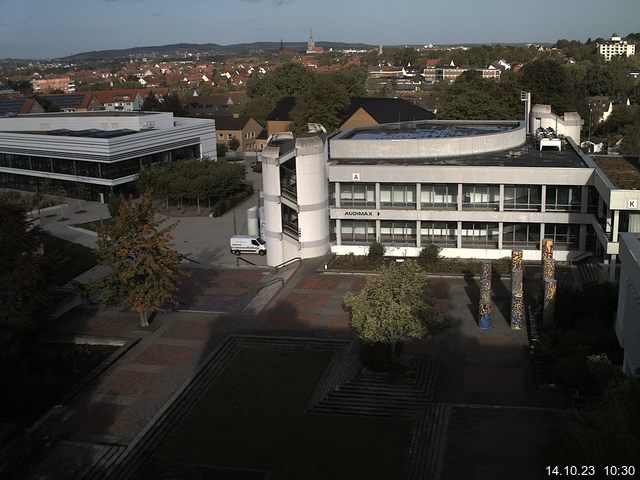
left=629, top=199, right=637, bottom=209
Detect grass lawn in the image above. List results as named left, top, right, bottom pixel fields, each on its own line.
left=0, top=343, right=118, bottom=423
left=71, top=217, right=113, bottom=232
left=153, top=349, right=412, bottom=480
left=41, top=232, right=97, bottom=287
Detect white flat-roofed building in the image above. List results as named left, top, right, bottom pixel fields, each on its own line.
left=0, top=111, right=216, bottom=202
left=261, top=109, right=640, bottom=280
left=616, top=232, right=640, bottom=375
left=598, top=35, right=636, bottom=61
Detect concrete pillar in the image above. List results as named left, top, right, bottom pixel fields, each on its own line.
left=416, top=183, right=422, bottom=211
left=609, top=254, right=617, bottom=282
left=498, top=222, right=503, bottom=250
left=511, top=290, right=524, bottom=330
left=457, top=183, right=463, bottom=211
left=613, top=210, right=620, bottom=242
left=375, top=182, right=381, bottom=210
left=335, top=182, right=341, bottom=208
left=579, top=224, right=587, bottom=251
left=539, top=224, right=545, bottom=251
left=457, top=221, right=462, bottom=249
left=543, top=278, right=557, bottom=326
left=542, top=238, right=553, bottom=262
left=543, top=257, right=556, bottom=283
left=479, top=261, right=492, bottom=329
left=247, top=206, right=259, bottom=237
left=499, top=184, right=505, bottom=212
left=540, top=185, right=546, bottom=213
left=376, top=219, right=381, bottom=243
left=580, top=186, right=589, bottom=214
left=336, top=219, right=342, bottom=245
left=511, top=249, right=524, bottom=292
left=416, top=220, right=421, bottom=248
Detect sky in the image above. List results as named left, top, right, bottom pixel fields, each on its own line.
left=1, top=0, right=639, bottom=59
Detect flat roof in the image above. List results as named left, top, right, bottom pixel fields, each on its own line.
left=330, top=137, right=588, bottom=168
left=593, top=156, right=640, bottom=189
left=16, top=111, right=159, bottom=118
left=344, top=123, right=516, bottom=140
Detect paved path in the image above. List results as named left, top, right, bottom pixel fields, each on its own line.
left=12, top=258, right=567, bottom=480
left=33, top=169, right=268, bottom=268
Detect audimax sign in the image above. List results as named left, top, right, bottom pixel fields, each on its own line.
left=344, top=211, right=380, bottom=216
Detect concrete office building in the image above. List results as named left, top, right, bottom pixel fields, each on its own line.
left=616, top=232, right=640, bottom=375
left=261, top=105, right=640, bottom=278
left=0, top=111, right=216, bottom=201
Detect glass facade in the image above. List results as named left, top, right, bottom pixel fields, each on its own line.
left=503, top=185, right=542, bottom=211
left=340, top=220, right=376, bottom=244
left=420, top=221, right=457, bottom=246
left=340, top=183, right=376, bottom=208
left=421, top=184, right=457, bottom=209
left=545, top=223, right=579, bottom=248
left=0, top=146, right=198, bottom=181
left=545, top=186, right=581, bottom=212
left=380, top=183, right=416, bottom=209
left=380, top=221, right=416, bottom=246
left=461, top=222, right=499, bottom=248
left=502, top=223, right=541, bottom=249
left=462, top=184, right=500, bottom=210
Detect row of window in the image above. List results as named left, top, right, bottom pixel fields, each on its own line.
left=336, top=220, right=579, bottom=249
left=0, top=146, right=198, bottom=180
left=332, top=183, right=590, bottom=212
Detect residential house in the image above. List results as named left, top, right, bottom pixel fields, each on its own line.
left=265, top=96, right=435, bottom=135
left=43, top=93, right=102, bottom=112
left=183, top=92, right=247, bottom=117
left=31, top=77, right=76, bottom=94
left=214, top=115, right=263, bottom=152
left=0, top=98, right=45, bottom=116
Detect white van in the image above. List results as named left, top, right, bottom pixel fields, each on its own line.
left=230, top=235, right=267, bottom=255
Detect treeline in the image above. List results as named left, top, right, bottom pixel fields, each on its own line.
left=238, top=63, right=368, bottom=132
left=136, top=159, right=250, bottom=215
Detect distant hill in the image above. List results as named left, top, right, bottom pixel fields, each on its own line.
left=61, top=41, right=376, bottom=60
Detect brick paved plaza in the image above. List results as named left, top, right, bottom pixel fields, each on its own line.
left=11, top=261, right=567, bottom=480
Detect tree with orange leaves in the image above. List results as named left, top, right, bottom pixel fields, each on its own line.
left=94, top=193, right=186, bottom=327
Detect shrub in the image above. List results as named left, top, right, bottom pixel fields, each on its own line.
left=211, top=200, right=227, bottom=217
left=367, top=241, right=385, bottom=262
left=418, top=243, right=441, bottom=269
left=216, top=142, right=228, bottom=158
left=252, top=162, right=263, bottom=173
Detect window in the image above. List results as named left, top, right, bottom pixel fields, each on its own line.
left=227, top=134, right=233, bottom=140
left=545, top=186, right=581, bottom=212
left=545, top=224, right=579, bottom=248
left=380, top=221, right=416, bottom=246
left=504, top=185, right=541, bottom=211
left=461, top=222, right=499, bottom=248
left=341, top=220, right=376, bottom=244
left=502, top=223, right=540, bottom=249
left=421, top=184, right=457, bottom=209
left=219, top=133, right=223, bottom=139
left=421, top=222, right=457, bottom=246
left=328, top=183, right=336, bottom=207
left=339, top=183, right=375, bottom=208
left=462, top=184, right=499, bottom=210
left=380, top=183, right=416, bottom=209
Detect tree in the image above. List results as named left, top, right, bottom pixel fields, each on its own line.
left=245, top=63, right=316, bottom=103
left=343, top=261, right=444, bottom=366
left=290, top=74, right=350, bottom=133
left=418, top=243, right=442, bottom=269
left=0, top=202, right=52, bottom=357
left=216, top=142, right=228, bottom=158
left=93, top=194, right=187, bottom=327
left=228, top=136, right=241, bottom=152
